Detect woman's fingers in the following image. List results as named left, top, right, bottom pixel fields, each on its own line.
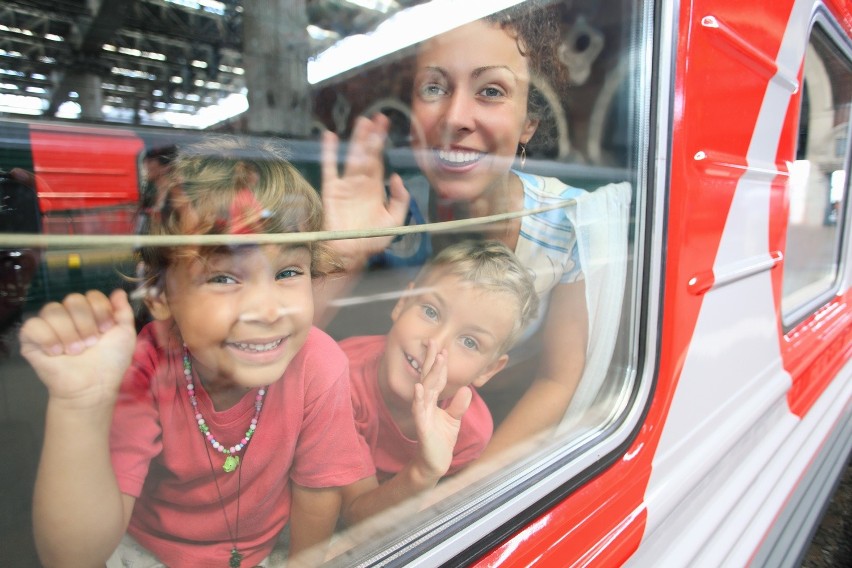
left=320, top=130, right=341, bottom=187
left=387, top=173, right=412, bottom=224
left=343, top=114, right=388, bottom=179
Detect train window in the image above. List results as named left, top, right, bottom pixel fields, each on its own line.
left=782, top=21, right=851, bottom=323
left=0, top=1, right=649, bottom=566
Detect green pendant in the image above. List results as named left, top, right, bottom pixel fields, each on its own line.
left=223, top=455, right=240, bottom=473
left=229, top=547, right=243, bottom=567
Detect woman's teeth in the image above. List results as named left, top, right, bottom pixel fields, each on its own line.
left=437, top=149, right=482, bottom=166
left=232, top=339, right=283, bottom=352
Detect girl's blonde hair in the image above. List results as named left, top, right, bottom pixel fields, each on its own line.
left=139, top=135, right=338, bottom=287
left=414, top=240, right=539, bottom=351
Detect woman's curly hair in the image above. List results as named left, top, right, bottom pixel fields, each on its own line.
left=483, top=0, right=568, bottom=153
left=484, top=1, right=567, bottom=125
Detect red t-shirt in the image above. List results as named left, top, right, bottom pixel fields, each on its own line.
left=340, top=335, right=493, bottom=483
left=110, top=322, right=371, bottom=568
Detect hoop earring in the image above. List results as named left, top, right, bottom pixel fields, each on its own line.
left=519, top=144, right=527, bottom=169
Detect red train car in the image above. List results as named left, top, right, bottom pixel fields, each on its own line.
left=0, top=0, right=849, bottom=566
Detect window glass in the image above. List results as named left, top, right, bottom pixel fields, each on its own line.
left=0, top=1, right=648, bottom=565
left=783, top=23, right=851, bottom=320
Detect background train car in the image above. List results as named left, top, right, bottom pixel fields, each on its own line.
left=0, top=0, right=850, bottom=566
left=0, top=118, right=335, bottom=317
left=0, top=119, right=144, bottom=326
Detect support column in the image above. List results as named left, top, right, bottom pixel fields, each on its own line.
left=242, top=0, right=312, bottom=137
left=67, top=72, right=104, bottom=120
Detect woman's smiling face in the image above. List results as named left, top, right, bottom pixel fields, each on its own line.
left=410, top=19, right=539, bottom=204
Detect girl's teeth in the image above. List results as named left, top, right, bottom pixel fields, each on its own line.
left=233, top=339, right=282, bottom=352
left=407, top=355, right=421, bottom=370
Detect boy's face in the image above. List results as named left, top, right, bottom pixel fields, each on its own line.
left=147, top=244, right=314, bottom=389
left=380, top=272, right=516, bottom=407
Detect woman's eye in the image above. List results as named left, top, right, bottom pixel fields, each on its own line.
left=479, top=86, right=505, bottom=98
left=461, top=336, right=479, bottom=350
left=419, top=83, right=447, bottom=98
left=422, top=305, right=438, bottom=320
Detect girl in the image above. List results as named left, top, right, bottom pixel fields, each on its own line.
left=20, top=137, right=371, bottom=567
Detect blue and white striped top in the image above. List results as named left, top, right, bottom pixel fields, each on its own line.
left=371, top=170, right=585, bottom=301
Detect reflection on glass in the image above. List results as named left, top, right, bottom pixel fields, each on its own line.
left=0, top=0, right=644, bottom=565
left=782, top=25, right=850, bottom=317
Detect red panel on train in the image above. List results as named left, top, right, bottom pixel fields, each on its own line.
left=28, top=124, right=143, bottom=213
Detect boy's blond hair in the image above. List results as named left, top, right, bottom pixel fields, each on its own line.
left=139, top=136, right=338, bottom=287
left=415, top=240, right=539, bottom=351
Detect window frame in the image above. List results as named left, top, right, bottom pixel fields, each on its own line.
left=323, top=0, right=672, bottom=564
left=781, top=10, right=852, bottom=329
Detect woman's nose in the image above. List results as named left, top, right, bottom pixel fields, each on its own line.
left=442, top=91, right=475, bottom=134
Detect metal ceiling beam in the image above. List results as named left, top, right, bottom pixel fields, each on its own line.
left=2, top=0, right=420, bottom=127
left=45, top=0, right=134, bottom=116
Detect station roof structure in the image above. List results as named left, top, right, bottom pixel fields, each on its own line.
left=0, top=0, right=424, bottom=128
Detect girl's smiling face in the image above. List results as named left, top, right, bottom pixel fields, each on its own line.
left=411, top=19, right=539, bottom=204
left=148, top=244, right=314, bottom=391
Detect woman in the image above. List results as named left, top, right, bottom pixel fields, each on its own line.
left=319, top=6, right=588, bottom=460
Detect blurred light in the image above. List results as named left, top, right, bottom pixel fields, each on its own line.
left=788, top=159, right=811, bottom=224
left=166, top=0, right=226, bottom=16
left=307, top=25, right=340, bottom=41
left=0, top=93, right=43, bottom=115
left=307, top=0, right=526, bottom=84
left=0, top=25, right=34, bottom=37
left=345, top=0, right=396, bottom=12
left=152, top=92, right=248, bottom=128
left=830, top=170, right=845, bottom=203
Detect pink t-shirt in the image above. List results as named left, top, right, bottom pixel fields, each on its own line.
left=110, top=322, right=371, bottom=568
left=340, top=335, right=493, bottom=483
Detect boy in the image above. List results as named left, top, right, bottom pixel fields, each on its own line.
left=340, top=240, right=539, bottom=524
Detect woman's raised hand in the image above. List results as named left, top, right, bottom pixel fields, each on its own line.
left=19, top=289, right=137, bottom=408
left=321, top=114, right=410, bottom=267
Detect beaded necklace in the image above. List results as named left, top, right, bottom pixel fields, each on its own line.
left=182, top=346, right=267, bottom=473
left=183, top=346, right=268, bottom=568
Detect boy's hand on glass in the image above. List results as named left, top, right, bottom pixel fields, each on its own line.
left=412, top=340, right=472, bottom=481
left=321, top=113, right=410, bottom=266
left=19, top=289, right=137, bottom=408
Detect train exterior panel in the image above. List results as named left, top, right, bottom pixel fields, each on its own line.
left=472, top=0, right=852, bottom=566
left=0, top=0, right=849, bottom=566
